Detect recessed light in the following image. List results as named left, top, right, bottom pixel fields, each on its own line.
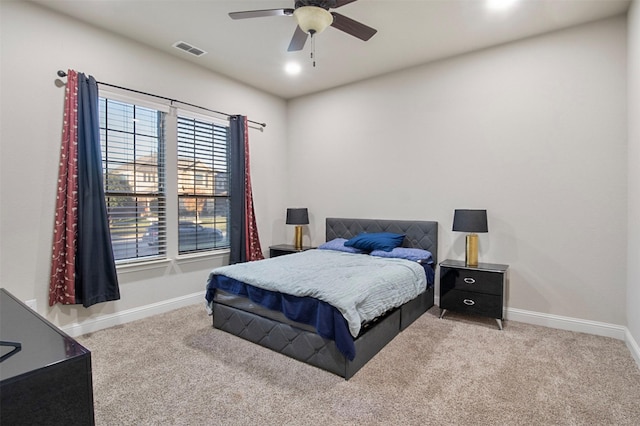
left=487, top=0, right=518, bottom=11
left=285, top=62, right=301, bottom=75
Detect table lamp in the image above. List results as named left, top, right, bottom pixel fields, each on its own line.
left=453, top=209, right=488, bottom=267
left=286, top=208, right=309, bottom=250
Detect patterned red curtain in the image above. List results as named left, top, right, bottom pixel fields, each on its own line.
left=229, top=115, right=263, bottom=263
left=242, top=117, right=263, bottom=261
left=49, top=69, right=120, bottom=307
left=49, top=70, right=79, bottom=305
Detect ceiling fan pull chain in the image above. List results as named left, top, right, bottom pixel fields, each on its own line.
left=311, top=33, right=316, bottom=67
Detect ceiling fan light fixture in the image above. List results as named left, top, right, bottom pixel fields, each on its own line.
left=294, top=6, right=333, bottom=34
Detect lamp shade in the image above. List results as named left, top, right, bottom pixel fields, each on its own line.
left=286, top=208, right=309, bottom=225
left=294, top=6, right=333, bottom=34
left=452, top=209, right=488, bottom=233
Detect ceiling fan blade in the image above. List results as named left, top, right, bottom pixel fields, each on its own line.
left=229, top=8, right=294, bottom=20
left=287, top=26, right=308, bottom=51
left=330, top=12, right=377, bottom=41
left=334, top=0, right=359, bottom=8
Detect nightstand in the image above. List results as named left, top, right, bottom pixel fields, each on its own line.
left=269, top=244, right=315, bottom=258
left=439, top=259, right=509, bottom=330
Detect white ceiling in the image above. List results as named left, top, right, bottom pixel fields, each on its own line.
left=30, top=0, right=630, bottom=99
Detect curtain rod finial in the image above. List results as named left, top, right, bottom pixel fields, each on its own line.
left=57, top=70, right=67, bottom=78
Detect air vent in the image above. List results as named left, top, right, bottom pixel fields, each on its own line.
left=172, top=41, right=207, bottom=57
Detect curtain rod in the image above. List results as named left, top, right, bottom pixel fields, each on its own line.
left=56, top=70, right=266, bottom=129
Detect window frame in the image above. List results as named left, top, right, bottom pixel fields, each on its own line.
left=98, top=90, right=231, bottom=268
left=176, top=111, right=231, bottom=255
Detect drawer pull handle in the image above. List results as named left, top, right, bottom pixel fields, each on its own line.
left=464, top=277, right=476, bottom=284
left=463, top=299, right=475, bottom=306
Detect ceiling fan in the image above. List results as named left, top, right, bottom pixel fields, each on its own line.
left=229, top=0, right=377, bottom=52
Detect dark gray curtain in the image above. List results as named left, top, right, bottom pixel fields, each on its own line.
left=75, top=73, right=120, bottom=307
left=229, top=115, right=246, bottom=264
left=229, top=115, right=263, bottom=264
left=229, top=115, right=247, bottom=265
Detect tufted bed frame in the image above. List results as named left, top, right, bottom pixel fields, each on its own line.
left=211, top=217, right=438, bottom=379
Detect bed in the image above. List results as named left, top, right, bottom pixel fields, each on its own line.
left=206, top=217, right=438, bottom=379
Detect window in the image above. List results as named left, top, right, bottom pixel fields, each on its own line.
left=100, top=98, right=166, bottom=262
left=99, top=96, right=230, bottom=264
left=177, top=115, right=230, bottom=253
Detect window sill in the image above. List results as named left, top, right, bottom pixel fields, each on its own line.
left=177, top=248, right=230, bottom=264
left=116, top=258, right=172, bottom=274
left=115, top=249, right=230, bottom=275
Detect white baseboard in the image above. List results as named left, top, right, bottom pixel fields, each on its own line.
left=61, top=293, right=640, bottom=370
left=434, top=296, right=627, bottom=340
left=626, top=328, right=640, bottom=369
left=61, top=291, right=205, bottom=338
left=505, top=307, right=627, bottom=340
left=506, top=307, right=640, bottom=369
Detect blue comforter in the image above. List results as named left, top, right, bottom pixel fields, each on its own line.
left=206, top=249, right=433, bottom=360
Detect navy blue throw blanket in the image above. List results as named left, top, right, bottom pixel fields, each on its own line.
left=206, top=275, right=356, bottom=360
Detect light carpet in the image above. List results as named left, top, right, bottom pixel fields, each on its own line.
left=76, top=304, right=640, bottom=425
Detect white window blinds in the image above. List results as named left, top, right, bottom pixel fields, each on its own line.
left=100, top=98, right=166, bottom=262
left=176, top=114, right=230, bottom=253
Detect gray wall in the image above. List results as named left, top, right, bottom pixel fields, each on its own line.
left=287, top=16, right=628, bottom=326
left=0, top=1, right=288, bottom=328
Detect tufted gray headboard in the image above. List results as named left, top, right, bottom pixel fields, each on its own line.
left=325, top=218, right=438, bottom=264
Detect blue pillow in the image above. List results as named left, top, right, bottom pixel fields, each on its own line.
left=344, top=232, right=405, bottom=252
left=317, top=238, right=365, bottom=254
left=370, top=247, right=434, bottom=264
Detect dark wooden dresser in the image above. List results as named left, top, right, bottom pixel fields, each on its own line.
left=0, top=288, right=95, bottom=425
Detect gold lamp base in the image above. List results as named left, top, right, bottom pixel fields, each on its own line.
left=294, top=225, right=303, bottom=250
left=465, top=233, right=479, bottom=266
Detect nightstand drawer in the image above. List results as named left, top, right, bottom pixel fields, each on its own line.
left=440, top=289, right=502, bottom=319
left=440, top=267, right=503, bottom=296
